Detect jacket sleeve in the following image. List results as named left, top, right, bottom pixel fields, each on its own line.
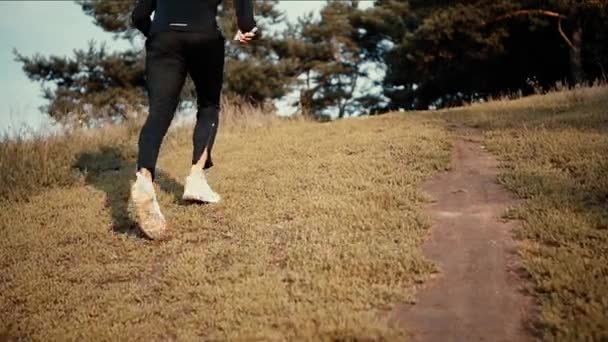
left=131, top=0, right=156, bottom=37
left=234, top=0, right=256, bottom=33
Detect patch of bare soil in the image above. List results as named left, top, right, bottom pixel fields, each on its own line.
left=391, top=139, right=533, bottom=341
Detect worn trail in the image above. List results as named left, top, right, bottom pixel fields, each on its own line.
left=392, top=139, right=532, bottom=341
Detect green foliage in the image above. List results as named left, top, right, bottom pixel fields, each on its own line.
left=366, top=0, right=608, bottom=109
left=279, top=1, right=382, bottom=119
left=219, top=0, right=297, bottom=105
left=14, top=42, right=145, bottom=125
left=350, top=0, right=412, bottom=61
left=80, top=0, right=137, bottom=38
left=16, top=0, right=294, bottom=125
left=14, top=0, right=608, bottom=122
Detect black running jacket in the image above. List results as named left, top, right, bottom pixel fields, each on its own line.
left=131, top=0, right=256, bottom=38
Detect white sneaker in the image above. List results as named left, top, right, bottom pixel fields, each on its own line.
left=130, top=172, right=168, bottom=240
left=182, top=167, right=221, bottom=203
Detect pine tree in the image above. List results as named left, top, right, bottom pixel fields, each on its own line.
left=350, top=0, right=413, bottom=111
left=278, top=1, right=376, bottom=119
left=218, top=0, right=298, bottom=106
left=493, top=0, right=608, bottom=84
left=14, top=42, right=145, bottom=126
left=359, top=0, right=608, bottom=110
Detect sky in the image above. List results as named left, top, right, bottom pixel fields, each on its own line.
left=0, top=1, right=373, bottom=134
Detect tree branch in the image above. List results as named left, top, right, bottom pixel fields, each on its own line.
left=558, top=18, right=575, bottom=49
left=495, top=9, right=567, bottom=22
left=493, top=9, right=575, bottom=50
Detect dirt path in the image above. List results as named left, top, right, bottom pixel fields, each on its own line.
left=391, top=139, right=532, bottom=341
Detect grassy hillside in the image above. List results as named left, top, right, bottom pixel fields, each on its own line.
left=445, top=86, right=608, bottom=341
left=0, top=106, right=450, bottom=339
left=1, top=86, right=606, bottom=340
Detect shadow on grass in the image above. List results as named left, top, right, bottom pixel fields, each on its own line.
left=74, top=146, right=184, bottom=238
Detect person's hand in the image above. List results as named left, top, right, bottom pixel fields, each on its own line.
left=234, top=27, right=257, bottom=44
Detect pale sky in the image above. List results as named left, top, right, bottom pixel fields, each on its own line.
left=0, top=1, right=373, bottom=134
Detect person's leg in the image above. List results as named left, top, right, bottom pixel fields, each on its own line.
left=182, top=35, right=225, bottom=203
left=137, top=32, right=188, bottom=181
left=132, top=32, right=187, bottom=239
left=189, top=36, right=225, bottom=170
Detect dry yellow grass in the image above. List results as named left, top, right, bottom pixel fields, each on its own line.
left=0, top=97, right=290, bottom=203
left=0, top=107, right=450, bottom=339
left=4, top=86, right=604, bottom=340
left=443, top=86, right=608, bottom=341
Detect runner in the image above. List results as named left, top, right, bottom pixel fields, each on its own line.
left=130, top=0, right=257, bottom=239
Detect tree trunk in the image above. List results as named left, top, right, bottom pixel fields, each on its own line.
left=338, top=100, right=346, bottom=118
left=569, top=23, right=584, bottom=84
left=494, top=8, right=587, bottom=85
left=299, top=71, right=313, bottom=117
left=569, top=9, right=585, bottom=84
left=299, top=89, right=314, bottom=117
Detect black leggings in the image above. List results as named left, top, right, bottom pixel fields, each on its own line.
left=137, top=30, right=225, bottom=180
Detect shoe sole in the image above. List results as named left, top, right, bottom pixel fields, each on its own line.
left=131, top=186, right=168, bottom=240
left=182, top=194, right=220, bottom=204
